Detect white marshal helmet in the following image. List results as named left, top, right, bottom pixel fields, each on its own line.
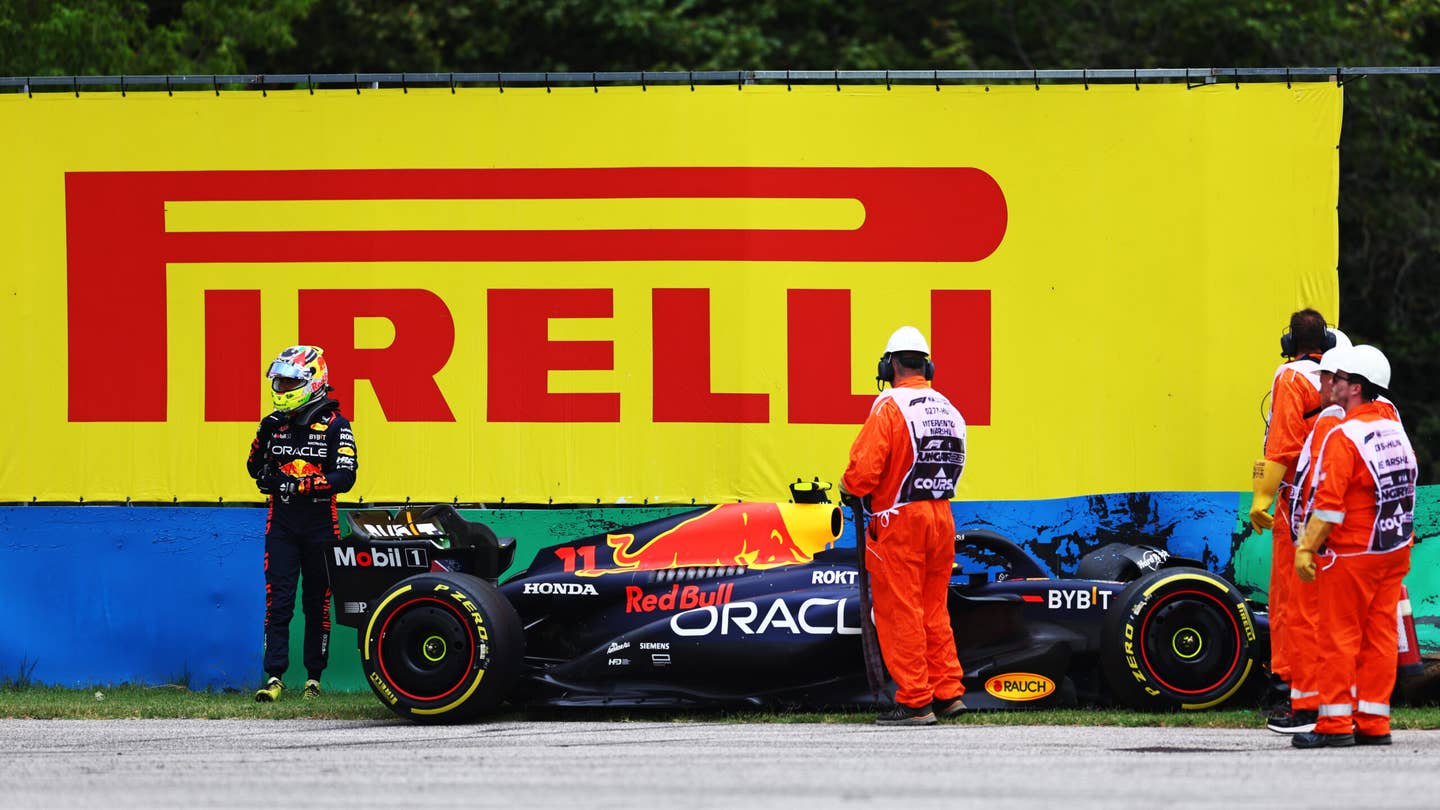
left=1318, top=327, right=1352, bottom=375
left=884, top=326, right=931, bottom=355
left=1318, top=346, right=1346, bottom=375
left=1340, top=344, right=1392, bottom=389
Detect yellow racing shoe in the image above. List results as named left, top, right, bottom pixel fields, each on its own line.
left=302, top=679, right=321, bottom=700
left=254, top=676, right=284, bottom=703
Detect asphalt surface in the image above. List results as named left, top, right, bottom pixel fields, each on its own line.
left=3, top=719, right=1439, bottom=809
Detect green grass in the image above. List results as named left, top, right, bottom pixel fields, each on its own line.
left=4, top=685, right=1440, bottom=727
left=0, top=684, right=395, bottom=720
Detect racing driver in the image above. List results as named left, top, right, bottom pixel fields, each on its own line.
left=247, top=345, right=358, bottom=702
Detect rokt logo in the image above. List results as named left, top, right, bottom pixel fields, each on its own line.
left=812, top=570, right=858, bottom=586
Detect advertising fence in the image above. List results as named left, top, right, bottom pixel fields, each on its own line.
left=2, top=81, right=1339, bottom=504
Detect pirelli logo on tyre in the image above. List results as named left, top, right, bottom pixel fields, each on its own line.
left=368, top=671, right=399, bottom=705
left=1236, top=602, right=1257, bottom=643
left=435, top=583, right=491, bottom=643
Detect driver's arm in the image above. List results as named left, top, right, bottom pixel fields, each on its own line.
left=314, top=415, right=358, bottom=496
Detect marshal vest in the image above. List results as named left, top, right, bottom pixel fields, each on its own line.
left=1317, top=415, right=1417, bottom=555
left=875, top=387, right=966, bottom=508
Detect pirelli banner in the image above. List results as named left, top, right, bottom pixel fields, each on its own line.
left=0, top=82, right=1340, bottom=504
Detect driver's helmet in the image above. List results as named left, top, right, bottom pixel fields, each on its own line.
left=267, top=345, right=329, bottom=412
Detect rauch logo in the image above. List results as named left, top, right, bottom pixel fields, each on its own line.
left=984, top=673, right=1055, bottom=702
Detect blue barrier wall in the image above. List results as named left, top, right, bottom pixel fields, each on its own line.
left=2, top=490, right=1435, bottom=690
left=0, top=506, right=267, bottom=690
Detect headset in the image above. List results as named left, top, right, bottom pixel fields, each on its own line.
left=1279, top=326, right=1337, bottom=359
left=875, top=351, right=935, bottom=389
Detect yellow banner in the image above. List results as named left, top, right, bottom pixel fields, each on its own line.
left=0, top=83, right=1340, bottom=503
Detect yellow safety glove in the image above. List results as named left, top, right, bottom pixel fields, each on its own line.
left=1293, top=515, right=1334, bottom=584
left=1248, top=459, right=1287, bottom=533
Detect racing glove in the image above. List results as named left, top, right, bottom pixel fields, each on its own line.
left=1293, top=515, right=1334, bottom=584
left=255, top=466, right=285, bottom=495
left=262, top=469, right=326, bottom=495
left=259, top=471, right=328, bottom=497
left=1248, top=459, right=1287, bottom=532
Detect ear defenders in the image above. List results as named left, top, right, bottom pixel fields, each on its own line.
left=1279, top=327, right=1338, bottom=359
left=875, top=352, right=936, bottom=388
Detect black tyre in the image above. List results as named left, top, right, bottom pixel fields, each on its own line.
left=1100, top=567, right=1258, bottom=710
left=361, top=572, right=523, bottom=723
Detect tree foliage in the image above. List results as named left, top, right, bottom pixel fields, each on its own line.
left=3, top=0, right=1439, bottom=476
left=0, top=0, right=313, bottom=75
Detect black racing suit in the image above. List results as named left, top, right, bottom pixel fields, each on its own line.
left=245, top=396, right=358, bottom=682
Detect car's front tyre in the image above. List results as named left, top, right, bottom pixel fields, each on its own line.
left=1100, top=567, right=1258, bottom=710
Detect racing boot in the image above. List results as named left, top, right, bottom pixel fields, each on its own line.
left=1261, top=675, right=1291, bottom=721
left=875, top=703, right=937, bottom=727
left=302, top=679, right=321, bottom=700
left=254, top=676, right=284, bottom=703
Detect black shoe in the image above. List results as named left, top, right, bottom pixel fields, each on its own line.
left=876, top=703, right=937, bottom=727
left=933, top=695, right=967, bottom=718
left=1261, top=675, right=1291, bottom=713
left=1266, top=709, right=1317, bottom=734
left=1264, top=698, right=1293, bottom=723
left=1291, top=731, right=1356, bottom=749
left=1355, top=732, right=1392, bottom=746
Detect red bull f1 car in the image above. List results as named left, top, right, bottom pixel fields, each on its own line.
left=326, top=491, right=1269, bottom=722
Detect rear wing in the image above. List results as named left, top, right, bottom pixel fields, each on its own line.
left=328, top=505, right=517, bottom=628
left=345, top=504, right=516, bottom=579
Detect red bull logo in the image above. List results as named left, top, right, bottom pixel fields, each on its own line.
left=279, top=459, right=322, bottom=477
left=626, top=583, right=734, bottom=613
left=579, top=503, right=838, bottom=577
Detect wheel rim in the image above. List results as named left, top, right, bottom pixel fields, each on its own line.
left=1171, top=626, right=1203, bottom=660
left=422, top=635, right=447, bottom=662
left=1137, top=589, right=1241, bottom=695
left=376, top=597, right=476, bottom=702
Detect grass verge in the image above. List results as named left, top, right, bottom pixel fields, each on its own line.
left=3, top=685, right=1440, bottom=727
left=0, top=685, right=394, bottom=721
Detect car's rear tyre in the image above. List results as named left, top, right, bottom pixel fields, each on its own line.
left=1100, top=567, right=1257, bottom=710
left=361, top=572, right=523, bottom=723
